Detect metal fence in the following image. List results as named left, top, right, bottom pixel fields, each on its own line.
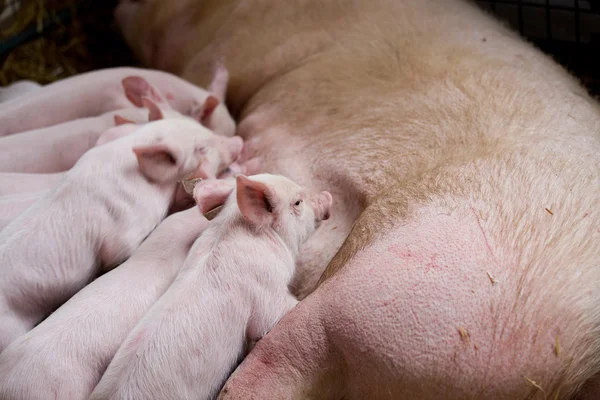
left=474, top=0, right=600, bottom=94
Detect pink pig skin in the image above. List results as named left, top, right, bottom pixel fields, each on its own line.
left=0, top=80, right=42, bottom=103
left=0, top=207, right=209, bottom=400
left=0, top=66, right=236, bottom=137
left=0, top=191, right=46, bottom=232
left=0, top=172, right=64, bottom=195
left=89, top=174, right=332, bottom=400
left=0, top=108, right=148, bottom=173
left=0, top=118, right=241, bottom=352
left=56, top=0, right=600, bottom=397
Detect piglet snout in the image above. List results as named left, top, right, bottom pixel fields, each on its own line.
left=217, top=136, right=243, bottom=172
left=224, top=136, right=244, bottom=164
left=214, top=135, right=244, bottom=170
left=187, top=136, right=243, bottom=181
left=313, top=191, right=333, bottom=222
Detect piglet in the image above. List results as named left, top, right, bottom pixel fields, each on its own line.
left=0, top=107, right=148, bottom=173
left=89, top=174, right=332, bottom=400
left=0, top=192, right=45, bottom=232
left=0, top=80, right=42, bottom=103
left=0, top=172, right=64, bottom=196
left=0, top=72, right=234, bottom=174
left=0, top=204, right=220, bottom=400
left=0, top=66, right=235, bottom=137
left=0, top=117, right=243, bottom=352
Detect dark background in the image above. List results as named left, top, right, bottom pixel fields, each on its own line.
left=1, top=0, right=599, bottom=96
left=476, top=0, right=600, bottom=95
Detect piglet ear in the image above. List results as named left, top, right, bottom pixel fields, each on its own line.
left=236, top=175, right=275, bottom=227
left=208, top=62, right=229, bottom=102
left=133, top=143, right=179, bottom=183
left=122, top=76, right=165, bottom=107
left=114, top=115, right=136, bottom=126
left=96, top=125, right=138, bottom=147
left=193, top=178, right=235, bottom=214
left=142, top=97, right=164, bottom=121
left=192, top=95, right=220, bottom=124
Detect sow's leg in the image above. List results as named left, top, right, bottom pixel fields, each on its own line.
left=220, top=147, right=600, bottom=399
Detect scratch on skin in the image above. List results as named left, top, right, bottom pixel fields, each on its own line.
left=410, top=308, right=422, bottom=327
left=380, top=296, right=399, bottom=309
left=470, top=206, right=494, bottom=258
left=486, top=271, right=499, bottom=285
left=545, top=208, right=554, bottom=216
left=458, top=326, right=470, bottom=345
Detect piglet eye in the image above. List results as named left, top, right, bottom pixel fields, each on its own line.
left=194, top=146, right=205, bottom=153
left=294, top=200, right=302, bottom=206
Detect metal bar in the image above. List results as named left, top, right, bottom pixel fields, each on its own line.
left=575, top=0, right=581, bottom=44
left=517, top=0, right=524, bottom=34
left=546, top=0, right=553, bottom=40
left=475, top=0, right=599, bottom=14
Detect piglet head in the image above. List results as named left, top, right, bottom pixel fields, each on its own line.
left=186, top=135, right=243, bottom=181
left=235, top=174, right=333, bottom=253
left=133, top=119, right=224, bottom=184
left=122, top=76, right=167, bottom=108
left=190, top=93, right=237, bottom=138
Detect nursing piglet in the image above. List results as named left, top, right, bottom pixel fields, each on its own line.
left=0, top=65, right=235, bottom=137
left=0, top=192, right=46, bottom=232
left=0, top=204, right=220, bottom=400
left=0, top=108, right=148, bottom=173
left=0, top=172, right=65, bottom=195
left=89, top=174, right=332, bottom=400
left=0, top=80, right=42, bottom=103
left=0, top=72, right=234, bottom=174
left=0, top=118, right=243, bottom=352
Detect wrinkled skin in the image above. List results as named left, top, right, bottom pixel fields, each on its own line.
left=115, top=0, right=600, bottom=398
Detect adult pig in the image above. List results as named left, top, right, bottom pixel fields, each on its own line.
left=0, top=117, right=242, bottom=352
left=117, top=0, right=600, bottom=398
left=0, top=66, right=235, bottom=137
left=0, top=206, right=211, bottom=400
left=89, top=174, right=332, bottom=400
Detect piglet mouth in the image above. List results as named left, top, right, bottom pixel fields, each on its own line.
left=184, top=168, right=209, bottom=181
